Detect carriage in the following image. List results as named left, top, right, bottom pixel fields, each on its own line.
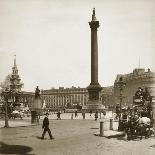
left=124, top=87, right=154, bottom=140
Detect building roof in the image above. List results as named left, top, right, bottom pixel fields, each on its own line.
left=115, top=68, right=155, bottom=83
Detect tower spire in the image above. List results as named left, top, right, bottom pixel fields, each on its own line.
left=12, top=54, right=18, bottom=75
left=14, top=54, right=16, bottom=67
left=138, top=56, right=140, bottom=68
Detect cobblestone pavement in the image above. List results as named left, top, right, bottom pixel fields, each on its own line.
left=0, top=118, right=155, bottom=155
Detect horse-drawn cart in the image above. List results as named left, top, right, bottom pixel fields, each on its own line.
left=125, top=87, right=154, bottom=140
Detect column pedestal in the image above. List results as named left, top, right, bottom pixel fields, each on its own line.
left=82, top=83, right=104, bottom=112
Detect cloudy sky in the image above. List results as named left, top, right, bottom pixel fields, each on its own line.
left=0, top=0, right=155, bottom=91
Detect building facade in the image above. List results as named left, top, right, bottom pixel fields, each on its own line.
left=114, top=68, right=155, bottom=108
left=20, top=91, right=34, bottom=107
left=40, top=86, right=115, bottom=110
left=102, top=86, right=115, bottom=109
left=41, top=87, right=88, bottom=109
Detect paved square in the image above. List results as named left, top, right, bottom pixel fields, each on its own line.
left=0, top=118, right=155, bottom=155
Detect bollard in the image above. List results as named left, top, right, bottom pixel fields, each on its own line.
left=110, top=118, right=113, bottom=130
left=100, top=121, right=104, bottom=137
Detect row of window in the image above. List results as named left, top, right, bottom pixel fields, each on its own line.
left=42, top=94, right=88, bottom=107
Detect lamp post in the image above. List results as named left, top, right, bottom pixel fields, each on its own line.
left=1, top=88, right=10, bottom=128
left=116, top=77, right=126, bottom=131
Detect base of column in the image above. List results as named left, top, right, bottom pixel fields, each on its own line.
left=82, top=100, right=105, bottom=112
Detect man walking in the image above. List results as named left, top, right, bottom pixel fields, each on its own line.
left=41, top=113, right=54, bottom=140
left=95, top=111, right=98, bottom=121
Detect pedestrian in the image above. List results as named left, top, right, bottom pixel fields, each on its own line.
left=95, top=111, right=98, bottom=121
left=57, top=111, right=61, bottom=120
left=41, top=113, right=54, bottom=140
left=71, top=113, right=73, bottom=120
left=82, top=111, right=85, bottom=119
left=75, top=110, right=78, bottom=117
left=90, top=110, right=92, bottom=116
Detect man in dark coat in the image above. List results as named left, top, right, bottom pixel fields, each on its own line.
left=57, top=111, right=61, bottom=120
left=41, top=113, right=54, bottom=140
left=95, top=111, right=98, bottom=121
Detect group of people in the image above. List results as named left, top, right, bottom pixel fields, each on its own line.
left=41, top=110, right=106, bottom=139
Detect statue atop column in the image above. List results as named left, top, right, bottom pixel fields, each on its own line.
left=31, top=86, right=42, bottom=124
left=35, top=86, right=40, bottom=99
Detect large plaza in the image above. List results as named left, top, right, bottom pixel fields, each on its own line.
left=1, top=0, right=155, bottom=155
left=0, top=116, right=155, bottom=155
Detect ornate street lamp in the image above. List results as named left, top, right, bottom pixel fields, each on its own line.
left=116, top=76, right=126, bottom=131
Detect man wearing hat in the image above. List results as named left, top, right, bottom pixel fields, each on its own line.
left=41, top=113, right=54, bottom=140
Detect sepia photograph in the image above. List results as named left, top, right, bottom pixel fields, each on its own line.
left=0, top=0, right=155, bottom=155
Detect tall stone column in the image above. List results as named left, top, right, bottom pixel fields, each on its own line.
left=90, top=10, right=99, bottom=84
left=83, top=8, right=104, bottom=111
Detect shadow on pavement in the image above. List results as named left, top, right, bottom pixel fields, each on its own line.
left=0, top=142, right=34, bottom=155
left=36, top=136, right=43, bottom=139
left=115, top=136, right=143, bottom=142
left=150, top=144, right=155, bottom=148
left=115, top=136, right=127, bottom=141
left=107, top=135, right=127, bottom=141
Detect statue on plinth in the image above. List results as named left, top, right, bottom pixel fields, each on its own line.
left=35, top=86, right=40, bottom=99
left=33, top=86, right=42, bottom=109
left=31, top=86, right=42, bottom=124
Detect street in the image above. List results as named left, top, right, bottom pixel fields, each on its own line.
left=0, top=117, right=155, bottom=155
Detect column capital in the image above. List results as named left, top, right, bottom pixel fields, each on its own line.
left=89, top=21, right=99, bottom=30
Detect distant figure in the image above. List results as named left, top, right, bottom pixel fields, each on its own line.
left=143, top=87, right=151, bottom=101
left=135, top=87, right=143, bottom=98
left=75, top=111, right=78, bottom=117
left=57, top=111, right=61, bottom=120
left=82, top=112, right=85, bottom=119
left=41, top=113, right=54, bottom=140
left=95, top=111, right=98, bottom=121
left=35, top=86, right=40, bottom=99
left=71, top=113, right=73, bottom=120
left=90, top=110, right=92, bottom=116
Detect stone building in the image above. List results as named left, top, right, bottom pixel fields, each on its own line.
left=102, top=86, right=115, bottom=109
left=114, top=68, right=155, bottom=108
left=41, top=87, right=88, bottom=110
left=0, top=56, right=23, bottom=92
left=20, top=91, right=34, bottom=107
left=40, top=86, right=115, bottom=110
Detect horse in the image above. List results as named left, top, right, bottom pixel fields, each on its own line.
left=125, top=116, right=152, bottom=140
left=136, top=117, right=151, bottom=139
